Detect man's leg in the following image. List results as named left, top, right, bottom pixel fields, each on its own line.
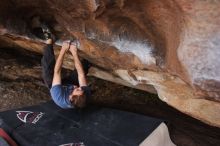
left=41, top=40, right=55, bottom=88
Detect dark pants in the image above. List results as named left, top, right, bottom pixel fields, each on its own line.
left=41, top=44, right=90, bottom=89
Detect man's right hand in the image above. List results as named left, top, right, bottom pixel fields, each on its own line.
left=61, top=41, right=70, bottom=52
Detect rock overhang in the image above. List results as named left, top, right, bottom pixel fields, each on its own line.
left=0, top=0, right=220, bottom=127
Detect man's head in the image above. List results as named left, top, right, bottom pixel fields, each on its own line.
left=69, top=86, right=86, bottom=108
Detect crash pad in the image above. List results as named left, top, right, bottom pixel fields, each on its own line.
left=0, top=101, right=168, bottom=146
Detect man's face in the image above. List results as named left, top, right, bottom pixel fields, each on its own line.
left=69, top=87, right=85, bottom=107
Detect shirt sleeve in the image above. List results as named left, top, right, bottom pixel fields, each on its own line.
left=50, top=85, right=74, bottom=109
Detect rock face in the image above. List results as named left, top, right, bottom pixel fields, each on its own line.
left=0, top=0, right=220, bottom=127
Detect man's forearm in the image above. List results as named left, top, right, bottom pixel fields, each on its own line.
left=72, top=54, right=85, bottom=77
left=54, top=49, right=66, bottom=73
left=52, top=42, right=70, bottom=86
left=71, top=52, right=87, bottom=86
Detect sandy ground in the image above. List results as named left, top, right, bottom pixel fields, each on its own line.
left=0, top=47, right=220, bottom=146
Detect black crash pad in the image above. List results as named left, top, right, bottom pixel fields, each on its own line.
left=0, top=101, right=164, bottom=146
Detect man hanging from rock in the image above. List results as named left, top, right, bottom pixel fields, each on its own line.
left=39, top=22, right=91, bottom=109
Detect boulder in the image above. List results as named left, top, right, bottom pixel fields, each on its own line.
left=0, top=0, right=219, bottom=127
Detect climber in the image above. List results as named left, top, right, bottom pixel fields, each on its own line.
left=40, top=23, right=91, bottom=109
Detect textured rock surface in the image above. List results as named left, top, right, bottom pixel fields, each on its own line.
left=0, top=0, right=220, bottom=127
left=1, top=47, right=220, bottom=146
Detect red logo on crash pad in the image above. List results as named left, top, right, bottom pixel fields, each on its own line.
left=16, top=111, right=44, bottom=124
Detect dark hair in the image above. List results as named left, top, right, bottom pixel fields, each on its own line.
left=74, top=94, right=86, bottom=108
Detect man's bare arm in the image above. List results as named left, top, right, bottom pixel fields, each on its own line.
left=52, top=42, right=70, bottom=86
left=69, top=44, right=87, bottom=87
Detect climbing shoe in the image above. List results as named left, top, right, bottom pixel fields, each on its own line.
left=30, top=16, right=55, bottom=41
left=41, top=23, right=52, bottom=40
